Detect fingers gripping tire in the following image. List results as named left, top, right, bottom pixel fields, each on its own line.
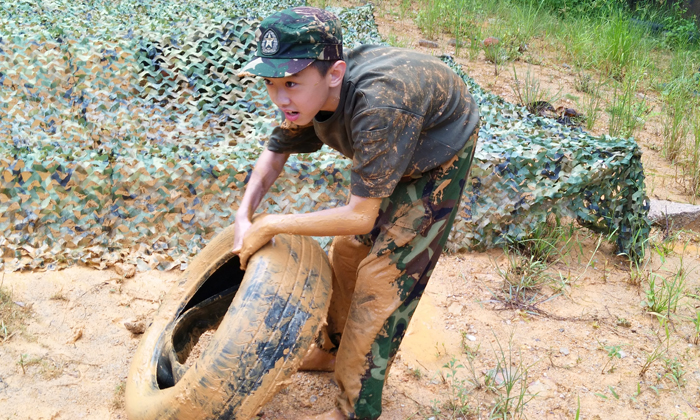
left=125, top=226, right=332, bottom=420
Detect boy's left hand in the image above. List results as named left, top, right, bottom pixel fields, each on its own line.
left=237, top=214, right=275, bottom=270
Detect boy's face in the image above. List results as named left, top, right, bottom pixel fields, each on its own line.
left=263, top=62, right=344, bottom=126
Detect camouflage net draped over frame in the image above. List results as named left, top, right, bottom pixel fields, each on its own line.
left=0, top=1, right=649, bottom=272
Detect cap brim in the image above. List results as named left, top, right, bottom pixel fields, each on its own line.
left=238, top=57, right=315, bottom=78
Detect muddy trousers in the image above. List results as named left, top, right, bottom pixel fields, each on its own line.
left=321, top=128, right=478, bottom=420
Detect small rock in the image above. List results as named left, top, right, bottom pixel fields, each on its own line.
left=648, top=199, right=700, bottom=232
left=466, top=334, right=477, bottom=342
left=528, top=380, right=555, bottom=399
left=485, top=367, right=516, bottom=386
left=13, top=301, right=33, bottom=310
left=67, top=327, right=84, bottom=344
left=562, top=63, right=571, bottom=69
left=560, top=347, right=570, bottom=356
left=482, top=36, right=499, bottom=47
left=124, top=320, right=146, bottom=334
left=619, top=350, right=627, bottom=359
left=418, top=39, right=439, bottom=48
left=447, top=38, right=466, bottom=47
left=115, top=263, right=136, bottom=279
left=310, top=395, right=318, bottom=403
left=447, top=302, right=462, bottom=315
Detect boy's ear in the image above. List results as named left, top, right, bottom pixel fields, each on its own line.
left=327, top=60, right=346, bottom=88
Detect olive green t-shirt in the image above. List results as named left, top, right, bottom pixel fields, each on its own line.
left=266, top=44, right=480, bottom=198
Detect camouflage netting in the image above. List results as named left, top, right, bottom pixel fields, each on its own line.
left=0, top=1, right=649, bottom=272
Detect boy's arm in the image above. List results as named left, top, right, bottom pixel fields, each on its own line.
left=236, top=194, right=381, bottom=269
left=232, top=148, right=290, bottom=254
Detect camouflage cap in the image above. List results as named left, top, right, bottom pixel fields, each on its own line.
left=239, top=7, right=343, bottom=78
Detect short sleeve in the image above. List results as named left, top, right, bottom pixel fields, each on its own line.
left=350, top=108, right=424, bottom=198
left=266, top=120, right=324, bottom=154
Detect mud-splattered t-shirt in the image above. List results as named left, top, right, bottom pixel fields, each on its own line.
left=266, top=44, right=480, bottom=198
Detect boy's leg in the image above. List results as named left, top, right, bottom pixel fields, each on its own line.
left=334, top=128, right=478, bottom=419
left=300, top=235, right=372, bottom=371
left=326, top=236, right=373, bottom=347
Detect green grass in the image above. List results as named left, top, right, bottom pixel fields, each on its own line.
left=639, top=340, right=666, bottom=377
left=511, top=66, right=563, bottom=113
left=574, top=72, right=606, bottom=130
left=607, top=74, right=651, bottom=138
left=689, top=117, right=700, bottom=199
left=400, top=0, right=698, bottom=176
left=441, top=357, right=473, bottom=417
left=599, top=342, right=624, bottom=373
left=403, top=0, right=700, bottom=176
left=493, top=248, right=552, bottom=311
left=597, top=10, right=650, bottom=80
left=661, top=87, right=692, bottom=163
left=642, top=267, right=687, bottom=322
left=430, top=331, right=535, bottom=419
left=0, top=284, right=31, bottom=342
left=491, top=219, right=581, bottom=310
left=486, top=333, right=534, bottom=420
left=112, top=381, right=126, bottom=410
left=459, top=331, right=482, bottom=389
left=663, top=356, right=686, bottom=388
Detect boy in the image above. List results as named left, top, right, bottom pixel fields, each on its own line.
left=232, top=6, right=479, bottom=420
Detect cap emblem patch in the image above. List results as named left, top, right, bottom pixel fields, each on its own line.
left=261, top=29, right=279, bottom=55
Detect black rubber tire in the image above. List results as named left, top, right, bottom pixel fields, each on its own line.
left=125, top=226, right=332, bottom=420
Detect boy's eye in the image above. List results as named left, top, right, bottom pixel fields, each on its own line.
left=263, top=79, right=272, bottom=85
left=285, top=81, right=296, bottom=88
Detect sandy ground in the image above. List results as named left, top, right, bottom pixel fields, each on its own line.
left=3, top=2, right=700, bottom=420
left=1, top=238, right=699, bottom=419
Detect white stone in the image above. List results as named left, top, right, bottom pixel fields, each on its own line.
left=649, top=199, right=700, bottom=232
left=447, top=303, right=462, bottom=315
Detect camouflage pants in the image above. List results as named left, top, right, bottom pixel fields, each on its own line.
left=322, top=127, right=478, bottom=420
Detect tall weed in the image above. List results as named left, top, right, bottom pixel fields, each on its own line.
left=607, top=75, right=650, bottom=138
left=555, top=17, right=596, bottom=67
left=642, top=259, right=689, bottom=325
left=486, top=333, right=534, bottom=419
left=574, top=72, right=606, bottom=130
left=661, top=95, right=690, bottom=163
left=599, top=10, right=648, bottom=79
left=689, top=114, right=700, bottom=199
left=509, top=0, right=551, bottom=41
left=415, top=0, right=484, bottom=41
left=1, top=284, right=31, bottom=341
left=661, top=57, right=697, bottom=160
left=511, top=66, right=563, bottom=113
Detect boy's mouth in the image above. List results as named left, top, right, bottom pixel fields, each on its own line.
left=283, top=110, right=300, bottom=121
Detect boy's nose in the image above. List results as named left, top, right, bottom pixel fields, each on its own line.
left=274, top=90, right=291, bottom=106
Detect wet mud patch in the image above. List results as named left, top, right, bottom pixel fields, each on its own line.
left=183, top=329, right=216, bottom=369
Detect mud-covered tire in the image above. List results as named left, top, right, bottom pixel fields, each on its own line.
left=125, top=226, right=332, bottom=420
